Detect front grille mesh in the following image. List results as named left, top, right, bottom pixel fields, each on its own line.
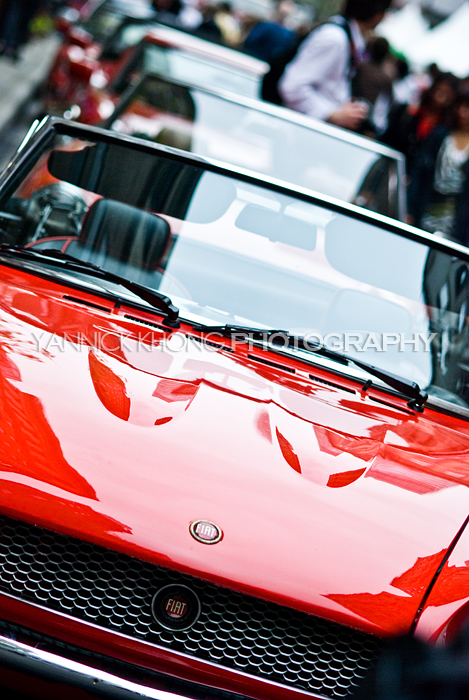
left=0, top=514, right=381, bottom=697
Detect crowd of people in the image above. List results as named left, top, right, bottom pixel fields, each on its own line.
left=151, top=0, right=469, bottom=246
left=1, top=0, right=468, bottom=245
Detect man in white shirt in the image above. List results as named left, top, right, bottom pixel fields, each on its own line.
left=278, top=0, right=392, bottom=131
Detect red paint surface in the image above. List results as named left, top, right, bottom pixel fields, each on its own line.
left=1, top=263, right=469, bottom=653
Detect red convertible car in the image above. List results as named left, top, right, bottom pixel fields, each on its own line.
left=0, top=118, right=469, bottom=698
left=43, top=0, right=158, bottom=117
left=67, top=26, right=268, bottom=124
left=43, top=1, right=267, bottom=124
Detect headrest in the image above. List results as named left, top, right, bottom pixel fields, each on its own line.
left=77, top=198, right=170, bottom=272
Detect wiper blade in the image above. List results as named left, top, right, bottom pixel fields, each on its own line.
left=193, top=323, right=428, bottom=412
left=0, top=245, right=179, bottom=326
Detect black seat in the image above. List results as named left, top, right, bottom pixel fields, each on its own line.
left=66, top=198, right=171, bottom=282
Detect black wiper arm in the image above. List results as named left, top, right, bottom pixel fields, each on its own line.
left=335, top=353, right=428, bottom=412
left=193, top=323, right=428, bottom=412
left=0, top=245, right=179, bottom=326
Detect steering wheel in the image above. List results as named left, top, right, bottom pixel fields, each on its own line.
left=19, top=183, right=88, bottom=245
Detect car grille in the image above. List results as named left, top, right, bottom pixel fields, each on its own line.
left=0, top=514, right=381, bottom=698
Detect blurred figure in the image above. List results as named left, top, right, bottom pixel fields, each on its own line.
left=0, top=0, right=44, bottom=59
left=383, top=71, right=459, bottom=172
left=391, top=57, right=425, bottom=106
left=277, top=0, right=393, bottom=132
left=352, top=36, right=393, bottom=135
left=193, top=4, right=224, bottom=42
left=407, top=89, right=469, bottom=246
left=243, top=0, right=296, bottom=63
left=460, top=74, right=469, bottom=94
left=152, top=0, right=183, bottom=26
left=213, top=2, right=241, bottom=45
left=178, top=0, right=203, bottom=30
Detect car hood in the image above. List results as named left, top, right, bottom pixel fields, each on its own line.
left=1, top=268, right=469, bottom=638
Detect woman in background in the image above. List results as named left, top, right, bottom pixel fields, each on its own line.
left=408, top=90, right=469, bottom=247
left=383, top=71, right=458, bottom=174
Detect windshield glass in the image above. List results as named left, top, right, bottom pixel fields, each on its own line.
left=100, top=22, right=153, bottom=60
left=112, top=42, right=261, bottom=98
left=110, top=76, right=401, bottom=218
left=0, top=133, right=466, bottom=410
left=80, top=7, right=125, bottom=44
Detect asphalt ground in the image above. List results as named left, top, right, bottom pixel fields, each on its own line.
left=0, top=32, right=61, bottom=170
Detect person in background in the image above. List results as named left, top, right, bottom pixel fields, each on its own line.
left=193, top=4, right=224, bottom=42
left=277, top=0, right=393, bottom=131
left=212, top=2, right=241, bottom=46
left=392, top=57, right=417, bottom=105
left=382, top=71, right=459, bottom=173
left=407, top=90, right=469, bottom=246
left=0, top=0, right=44, bottom=59
left=243, top=0, right=296, bottom=63
left=152, top=0, right=183, bottom=26
left=352, top=36, right=393, bottom=136
left=177, top=0, right=203, bottom=30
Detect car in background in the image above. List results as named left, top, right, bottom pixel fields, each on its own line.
left=0, top=117, right=469, bottom=699
left=43, top=0, right=158, bottom=116
left=104, top=74, right=406, bottom=220
left=65, top=25, right=268, bottom=124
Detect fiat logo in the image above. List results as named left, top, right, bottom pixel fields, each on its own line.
left=151, top=584, right=201, bottom=631
left=190, top=519, right=223, bottom=544
left=165, top=595, right=188, bottom=619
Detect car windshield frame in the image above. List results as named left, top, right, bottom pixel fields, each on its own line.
left=78, top=0, right=156, bottom=45
left=109, top=37, right=263, bottom=100
left=105, top=73, right=407, bottom=221
left=1, top=117, right=469, bottom=419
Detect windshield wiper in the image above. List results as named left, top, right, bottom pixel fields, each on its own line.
left=0, top=245, right=179, bottom=326
left=192, top=323, right=429, bottom=412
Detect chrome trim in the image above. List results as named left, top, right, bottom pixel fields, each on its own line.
left=0, top=590, right=326, bottom=699
left=17, top=120, right=40, bottom=153
left=106, top=74, right=406, bottom=220
left=0, top=633, right=188, bottom=700
left=145, top=24, right=268, bottom=74
left=113, top=74, right=404, bottom=161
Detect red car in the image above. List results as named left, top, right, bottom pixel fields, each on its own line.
left=44, top=0, right=157, bottom=116
left=43, top=1, right=267, bottom=124
left=66, top=25, right=268, bottom=124
left=0, top=117, right=469, bottom=698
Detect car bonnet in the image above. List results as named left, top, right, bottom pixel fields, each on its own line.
left=0, top=265, right=469, bottom=639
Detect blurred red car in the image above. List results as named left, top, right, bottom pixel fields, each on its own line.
left=65, top=24, right=268, bottom=124
left=43, top=0, right=157, bottom=116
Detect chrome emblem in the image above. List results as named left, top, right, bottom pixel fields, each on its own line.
left=151, top=584, right=201, bottom=630
left=190, top=519, right=223, bottom=544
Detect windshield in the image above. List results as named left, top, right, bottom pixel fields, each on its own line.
left=80, top=7, right=125, bottom=44
left=0, top=133, right=466, bottom=410
left=109, top=76, right=401, bottom=219
left=111, top=42, right=261, bottom=99
left=100, top=22, right=153, bottom=60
